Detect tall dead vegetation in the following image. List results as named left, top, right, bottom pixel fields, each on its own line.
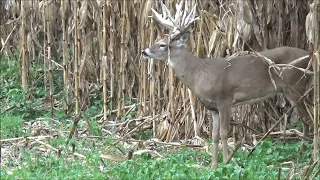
left=1, top=0, right=318, bottom=158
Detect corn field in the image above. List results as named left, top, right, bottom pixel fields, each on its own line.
left=1, top=0, right=319, bottom=162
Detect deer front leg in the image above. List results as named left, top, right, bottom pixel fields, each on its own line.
left=211, top=110, right=220, bottom=169
left=218, top=103, right=232, bottom=163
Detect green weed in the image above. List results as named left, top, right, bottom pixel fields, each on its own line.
left=1, top=139, right=318, bottom=180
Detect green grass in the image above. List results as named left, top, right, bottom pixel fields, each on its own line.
left=1, top=137, right=319, bottom=179
left=0, top=114, right=28, bottom=139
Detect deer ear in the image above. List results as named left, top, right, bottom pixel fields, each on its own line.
left=179, top=32, right=190, bottom=44
left=172, top=32, right=190, bottom=47
left=171, top=32, right=190, bottom=47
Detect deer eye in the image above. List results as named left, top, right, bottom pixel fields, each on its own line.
left=159, top=44, right=166, bottom=48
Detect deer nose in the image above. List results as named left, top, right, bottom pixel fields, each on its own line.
left=142, top=49, right=151, bottom=58
left=142, top=49, right=148, bottom=56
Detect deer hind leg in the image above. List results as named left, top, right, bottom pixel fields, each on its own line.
left=211, top=110, right=220, bottom=169
left=283, top=90, right=310, bottom=137
left=217, top=103, right=232, bottom=163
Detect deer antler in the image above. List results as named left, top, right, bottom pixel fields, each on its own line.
left=150, top=0, right=199, bottom=38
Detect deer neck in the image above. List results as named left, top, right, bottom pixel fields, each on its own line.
left=168, top=47, right=203, bottom=88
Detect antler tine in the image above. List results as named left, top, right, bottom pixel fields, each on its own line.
left=183, top=0, right=189, bottom=23
left=174, top=1, right=184, bottom=26
left=161, top=2, right=166, bottom=19
left=151, top=7, right=175, bottom=30
left=174, top=0, right=183, bottom=22
left=151, top=0, right=199, bottom=38
left=180, top=6, right=188, bottom=27
left=161, top=3, right=178, bottom=28
left=184, top=0, right=189, bottom=12
left=183, top=4, right=199, bottom=27
left=178, top=2, right=198, bottom=33
left=175, top=0, right=185, bottom=26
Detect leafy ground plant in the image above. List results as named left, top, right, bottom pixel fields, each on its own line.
left=1, top=130, right=319, bottom=180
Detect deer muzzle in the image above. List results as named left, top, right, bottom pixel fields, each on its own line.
left=141, top=48, right=151, bottom=58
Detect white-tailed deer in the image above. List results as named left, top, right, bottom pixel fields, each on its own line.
left=142, top=0, right=313, bottom=168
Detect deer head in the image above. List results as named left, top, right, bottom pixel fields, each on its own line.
left=142, top=0, right=199, bottom=61
left=142, top=32, right=190, bottom=60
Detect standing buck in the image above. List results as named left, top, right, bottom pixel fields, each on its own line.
left=142, top=1, right=313, bottom=168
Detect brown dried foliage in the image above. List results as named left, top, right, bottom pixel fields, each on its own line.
left=0, top=0, right=318, bottom=147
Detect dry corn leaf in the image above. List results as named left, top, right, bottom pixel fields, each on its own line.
left=226, top=17, right=235, bottom=49
left=26, top=33, right=32, bottom=57
left=79, top=0, right=89, bottom=29
left=133, top=149, right=163, bottom=158
left=208, top=30, right=219, bottom=56
left=306, top=3, right=320, bottom=43
left=266, top=0, right=273, bottom=24
left=243, top=1, right=252, bottom=24
left=100, top=154, right=126, bottom=162
left=89, top=0, right=101, bottom=12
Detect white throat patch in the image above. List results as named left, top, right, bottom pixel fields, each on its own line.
left=167, top=58, right=176, bottom=68
left=167, top=46, right=176, bottom=68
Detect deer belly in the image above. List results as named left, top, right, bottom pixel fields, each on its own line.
left=232, top=91, right=278, bottom=106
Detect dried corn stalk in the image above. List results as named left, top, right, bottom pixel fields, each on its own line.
left=74, top=0, right=80, bottom=115
left=20, top=0, right=28, bottom=88
left=0, top=0, right=315, bottom=145
left=306, top=0, right=320, bottom=162
left=103, top=0, right=109, bottom=120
